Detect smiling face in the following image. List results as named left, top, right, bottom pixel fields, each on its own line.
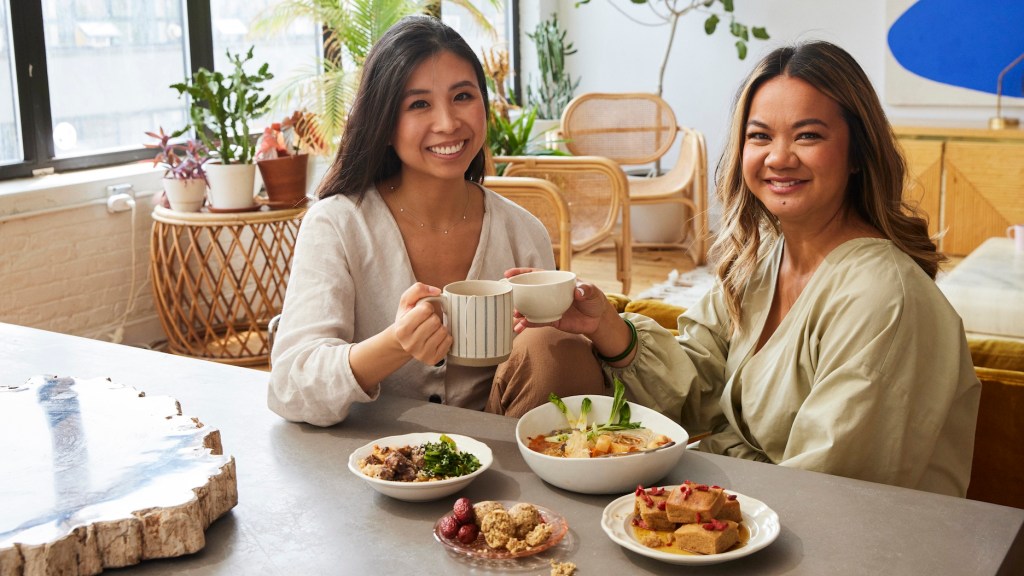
left=742, top=75, right=854, bottom=228
left=391, top=50, right=486, bottom=186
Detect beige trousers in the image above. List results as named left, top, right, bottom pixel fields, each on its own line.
left=485, top=327, right=609, bottom=418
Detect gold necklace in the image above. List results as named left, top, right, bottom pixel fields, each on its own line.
left=389, top=183, right=470, bottom=235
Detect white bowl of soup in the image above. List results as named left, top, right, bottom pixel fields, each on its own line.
left=516, top=394, right=689, bottom=494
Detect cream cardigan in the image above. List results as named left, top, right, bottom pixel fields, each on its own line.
left=269, top=184, right=554, bottom=426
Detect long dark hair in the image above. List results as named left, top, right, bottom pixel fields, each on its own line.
left=711, top=40, right=942, bottom=331
left=317, top=15, right=490, bottom=201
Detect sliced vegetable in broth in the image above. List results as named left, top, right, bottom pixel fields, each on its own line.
left=531, top=380, right=672, bottom=458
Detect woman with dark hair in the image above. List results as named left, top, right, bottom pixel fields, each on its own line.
left=268, top=16, right=604, bottom=426
left=515, top=40, right=980, bottom=496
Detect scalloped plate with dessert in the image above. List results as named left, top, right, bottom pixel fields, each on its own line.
left=601, top=485, right=780, bottom=565
left=433, top=500, right=569, bottom=560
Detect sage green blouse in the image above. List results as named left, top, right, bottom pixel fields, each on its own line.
left=606, top=238, right=980, bottom=497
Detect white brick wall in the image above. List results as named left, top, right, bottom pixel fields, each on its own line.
left=0, top=192, right=164, bottom=347
left=1, top=160, right=326, bottom=349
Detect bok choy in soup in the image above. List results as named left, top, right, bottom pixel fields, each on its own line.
left=527, top=379, right=672, bottom=458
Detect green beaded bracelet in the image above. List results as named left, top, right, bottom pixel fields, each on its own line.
left=596, top=317, right=637, bottom=363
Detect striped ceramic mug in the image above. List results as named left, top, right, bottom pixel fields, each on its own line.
left=423, top=280, right=514, bottom=367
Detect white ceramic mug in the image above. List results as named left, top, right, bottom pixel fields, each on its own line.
left=1007, top=224, right=1024, bottom=253
left=504, top=270, right=577, bottom=323
left=422, top=280, right=514, bottom=367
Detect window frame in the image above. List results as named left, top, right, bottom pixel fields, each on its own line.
left=1, top=1, right=217, bottom=180
left=0, top=0, right=518, bottom=182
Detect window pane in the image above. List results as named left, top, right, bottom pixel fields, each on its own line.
left=211, top=0, right=320, bottom=126
left=441, top=1, right=510, bottom=70
left=0, top=1, right=20, bottom=164
left=42, top=0, right=189, bottom=158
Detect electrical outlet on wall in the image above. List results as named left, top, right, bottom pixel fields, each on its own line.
left=106, top=183, right=136, bottom=214
left=106, top=183, right=135, bottom=199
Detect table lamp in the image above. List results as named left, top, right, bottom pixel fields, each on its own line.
left=989, top=51, right=1024, bottom=130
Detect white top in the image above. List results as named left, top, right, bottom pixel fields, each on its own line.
left=268, top=184, right=555, bottom=426
left=606, top=238, right=981, bottom=497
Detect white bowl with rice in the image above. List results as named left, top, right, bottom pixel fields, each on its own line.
left=348, top=432, right=492, bottom=502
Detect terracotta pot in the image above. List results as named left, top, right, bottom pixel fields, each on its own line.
left=258, top=154, right=309, bottom=208
left=162, top=178, right=207, bottom=212
left=205, top=163, right=257, bottom=210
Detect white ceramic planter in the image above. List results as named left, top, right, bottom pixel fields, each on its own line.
left=162, top=178, right=207, bottom=212
left=306, top=154, right=331, bottom=198
left=630, top=202, right=686, bottom=244
left=205, top=163, right=257, bottom=210
left=531, top=118, right=563, bottom=152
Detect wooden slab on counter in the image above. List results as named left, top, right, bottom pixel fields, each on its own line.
left=0, top=376, right=237, bottom=575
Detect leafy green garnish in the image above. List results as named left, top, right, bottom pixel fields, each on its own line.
left=600, top=378, right=642, bottom=433
left=421, top=434, right=481, bottom=478
left=546, top=379, right=642, bottom=442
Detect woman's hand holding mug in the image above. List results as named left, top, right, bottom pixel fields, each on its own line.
left=411, top=280, right=515, bottom=367
left=503, top=268, right=613, bottom=336
left=395, top=282, right=452, bottom=366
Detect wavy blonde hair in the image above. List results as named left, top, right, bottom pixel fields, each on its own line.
left=709, top=41, right=944, bottom=333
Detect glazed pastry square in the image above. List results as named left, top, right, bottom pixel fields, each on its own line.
left=672, top=520, right=739, bottom=555
left=665, top=481, right=724, bottom=524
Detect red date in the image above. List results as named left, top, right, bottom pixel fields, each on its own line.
left=453, top=497, right=475, bottom=525
left=457, top=523, right=479, bottom=545
left=439, top=514, right=460, bottom=539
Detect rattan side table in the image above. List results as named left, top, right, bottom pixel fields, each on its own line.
left=150, top=205, right=307, bottom=366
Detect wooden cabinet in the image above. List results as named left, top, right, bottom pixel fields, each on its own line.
left=896, top=125, right=1024, bottom=256
left=899, top=138, right=943, bottom=239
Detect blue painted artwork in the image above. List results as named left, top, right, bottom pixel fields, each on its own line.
left=888, top=0, right=1024, bottom=97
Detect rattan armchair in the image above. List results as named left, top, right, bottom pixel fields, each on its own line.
left=493, top=155, right=631, bottom=294
left=560, top=92, right=708, bottom=265
left=485, top=176, right=572, bottom=272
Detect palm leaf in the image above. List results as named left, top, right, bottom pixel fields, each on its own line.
left=447, top=0, right=501, bottom=41
left=252, top=0, right=502, bottom=155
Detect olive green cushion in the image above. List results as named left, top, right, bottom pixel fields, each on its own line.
left=605, top=293, right=631, bottom=314
left=968, top=336, right=1024, bottom=372
left=605, top=296, right=683, bottom=334
left=624, top=299, right=685, bottom=333
left=605, top=295, right=684, bottom=333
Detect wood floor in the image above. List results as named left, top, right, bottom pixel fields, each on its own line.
left=571, top=246, right=696, bottom=299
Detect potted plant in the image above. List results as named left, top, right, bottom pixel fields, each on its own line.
left=255, top=111, right=327, bottom=208
left=145, top=127, right=210, bottom=212
left=526, top=13, right=580, bottom=130
left=171, top=46, right=273, bottom=211
left=483, top=47, right=567, bottom=175
left=487, top=105, right=541, bottom=159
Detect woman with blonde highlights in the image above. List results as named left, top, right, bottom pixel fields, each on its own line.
left=520, top=41, right=980, bottom=497
left=711, top=41, right=943, bottom=329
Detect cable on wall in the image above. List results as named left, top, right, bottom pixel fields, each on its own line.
left=89, top=189, right=144, bottom=344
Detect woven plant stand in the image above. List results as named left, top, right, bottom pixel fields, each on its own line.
left=150, top=205, right=307, bottom=366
